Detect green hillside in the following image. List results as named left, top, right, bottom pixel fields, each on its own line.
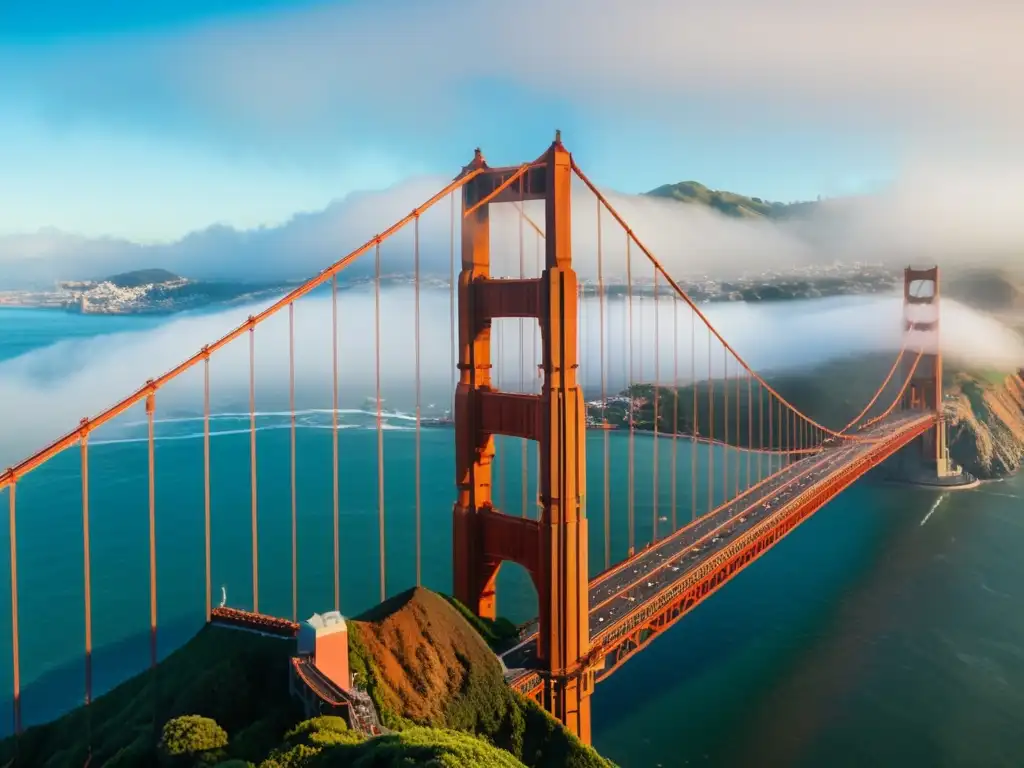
left=645, top=181, right=816, bottom=220
left=0, top=588, right=612, bottom=768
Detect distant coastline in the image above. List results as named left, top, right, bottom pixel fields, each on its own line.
left=0, top=263, right=903, bottom=316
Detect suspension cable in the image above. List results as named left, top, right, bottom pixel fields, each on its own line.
left=375, top=242, right=386, bottom=603
left=707, top=324, right=714, bottom=515
left=0, top=170, right=483, bottom=495
left=289, top=303, right=297, bottom=621
left=598, top=198, right=610, bottom=567
left=7, top=481, right=19, bottom=736
left=81, top=435, right=93, bottom=752
left=626, top=233, right=636, bottom=554
left=671, top=292, right=679, bottom=532
left=571, top=160, right=906, bottom=443
left=249, top=327, right=258, bottom=613
left=691, top=305, right=697, bottom=523
left=203, top=357, right=211, bottom=623
left=414, top=215, right=423, bottom=587
left=519, top=178, right=528, bottom=520
left=331, top=275, right=340, bottom=612
left=147, top=393, right=158, bottom=666
left=653, top=265, right=660, bottom=542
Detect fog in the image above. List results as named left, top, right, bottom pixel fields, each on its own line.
left=4, top=154, right=1024, bottom=291
left=2, top=288, right=1021, bottom=468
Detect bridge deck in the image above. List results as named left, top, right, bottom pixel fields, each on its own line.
left=501, top=412, right=935, bottom=681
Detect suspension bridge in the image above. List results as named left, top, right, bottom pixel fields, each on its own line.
left=0, top=133, right=950, bottom=746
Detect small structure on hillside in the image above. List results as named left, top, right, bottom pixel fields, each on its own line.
left=289, top=610, right=383, bottom=734
left=297, top=610, right=350, bottom=691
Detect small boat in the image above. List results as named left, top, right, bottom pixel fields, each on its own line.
left=421, top=417, right=454, bottom=427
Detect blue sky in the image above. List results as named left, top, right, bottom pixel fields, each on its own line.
left=0, top=0, right=1015, bottom=242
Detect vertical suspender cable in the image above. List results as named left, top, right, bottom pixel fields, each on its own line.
left=723, top=351, right=729, bottom=499
left=597, top=200, right=609, bottom=567
left=331, top=275, right=340, bottom=612
left=691, top=308, right=697, bottom=522
left=758, top=381, right=764, bottom=482
left=672, top=293, right=678, bottom=532
left=375, top=242, right=386, bottom=603
left=8, top=482, right=19, bottom=736
left=497, top=326, right=505, bottom=511
left=147, top=394, right=157, bottom=668
left=81, top=435, right=92, bottom=710
left=203, top=357, right=211, bottom=622
left=289, top=303, right=297, bottom=621
left=535, top=231, right=542, bottom=518
left=519, top=184, right=528, bottom=519
left=414, top=216, right=423, bottom=586
left=708, top=328, right=714, bottom=514
left=747, top=375, right=752, bottom=489
left=626, top=234, right=635, bottom=554
left=146, top=393, right=159, bottom=739
left=735, top=364, right=741, bottom=498
left=249, top=326, right=258, bottom=612
left=449, top=192, right=456, bottom=417
left=652, top=266, right=660, bottom=542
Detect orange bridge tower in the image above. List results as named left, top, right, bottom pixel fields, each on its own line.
left=901, top=266, right=952, bottom=473
left=452, top=133, right=592, bottom=742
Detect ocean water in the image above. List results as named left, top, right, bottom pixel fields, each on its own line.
left=1, top=306, right=1024, bottom=767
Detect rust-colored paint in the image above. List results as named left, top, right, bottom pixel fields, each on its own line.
left=8, top=481, right=20, bottom=734
left=511, top=415, right=936, bottom=700
left=902, top=267, right=943, bottom=462
left=0, top=171, right=481, bottom=495
left=452, top=135, right=592, bottom=743
left=146, top=393, right=158, bottom=669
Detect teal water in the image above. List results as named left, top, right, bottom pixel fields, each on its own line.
left=2, top=308, right=1024, bottom=766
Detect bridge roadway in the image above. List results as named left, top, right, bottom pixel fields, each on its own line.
left=500, top=411, right=935, bottom=680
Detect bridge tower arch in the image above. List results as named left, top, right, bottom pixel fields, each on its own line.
left=901, top=266, right=949, bottom=470
left=452, top=133, right=592, bottom=742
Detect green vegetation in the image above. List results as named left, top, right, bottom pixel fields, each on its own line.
left=590, top=353, right=1022, bottom=449
left=346, top=588, right=612, bottom=768
left=105, top=268, right=182, bottom=287
left=158, top=716, right=228, bottom=766
left=441, top=595, right=520, bottom=651
left=645, top=180, right=817, bottom=220
left=0, top=588, right=614, bottom=768
left=589, top=353, right=909, bottom=446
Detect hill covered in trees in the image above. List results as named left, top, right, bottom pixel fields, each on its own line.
left=0, top=587, right=612, bottom=768
left=645, top=180, right=818, bottom=220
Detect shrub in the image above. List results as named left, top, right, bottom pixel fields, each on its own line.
left=158, top=715, right=229, bottom=766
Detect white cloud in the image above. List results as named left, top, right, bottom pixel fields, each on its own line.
left=3, top=153, right=1023, bottom=289
left=8, top=0, right=1022, bottom=144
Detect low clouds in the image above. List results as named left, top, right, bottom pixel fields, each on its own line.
left=2, top=155, right=1023, bottom=289
left=1, top=286, right=1021, bottom=469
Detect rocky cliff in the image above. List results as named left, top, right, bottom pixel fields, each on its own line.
left=946, top=372, right=1024, bottom=479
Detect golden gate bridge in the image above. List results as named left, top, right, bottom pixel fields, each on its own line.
left=0, top=132, right=947, bottom=746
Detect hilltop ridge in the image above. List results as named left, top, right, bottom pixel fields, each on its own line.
left=0, top=586, right=614, bottom=767
left=645, top=180, right=819, bottom=220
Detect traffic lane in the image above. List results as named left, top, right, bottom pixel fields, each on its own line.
left=502, top=445, right=857, bottom=670
left=505, top=452, right=820, bottom=657
left=587, top=414, right=928, bottom=634
left=502, top=414, right=929, bottom=670
left=587, top=443, right=864, bottom=635
left=586, top=411, right=925, bottom=605
left=586, top=443, right=847, bottom=609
